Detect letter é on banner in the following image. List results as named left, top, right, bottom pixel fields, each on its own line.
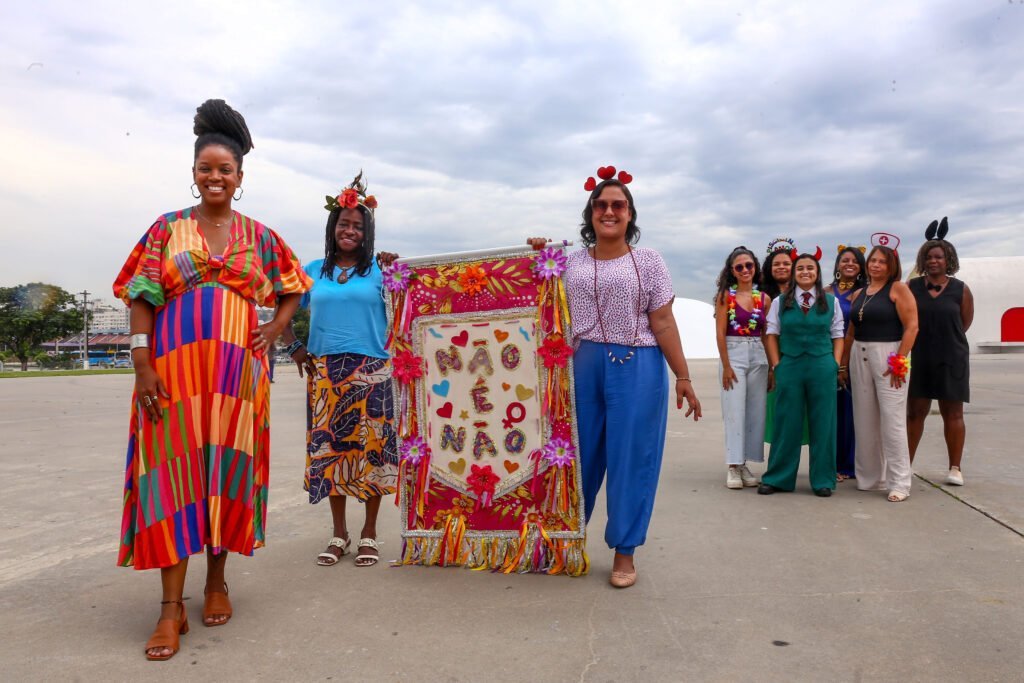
left=435, top=345, right=463, bottom=377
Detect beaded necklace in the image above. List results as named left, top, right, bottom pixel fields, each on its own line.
left=592, top=246, right=643, bottom=364
left=727, top=286, right=762, bottom=335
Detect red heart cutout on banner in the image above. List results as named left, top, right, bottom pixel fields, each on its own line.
left=494, top=330, right=509, bottom=342
left=436, top=402, right=453, bottom=419
left=597, top=166, right=616, bottom=180
left=583, top=177, right=596, bottom=191
left=617, top=170, right=633, bottom=184
left=451, top=330, right=469, bottom=347
left=504, top=460, right=519, bottom=473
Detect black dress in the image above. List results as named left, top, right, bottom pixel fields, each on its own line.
left=908, top=277, right=970, bottom=402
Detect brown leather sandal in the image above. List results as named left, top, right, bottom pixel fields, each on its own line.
left=203, top=583, right=232, bottom=627
left=144, top=599, right=189, bottom=661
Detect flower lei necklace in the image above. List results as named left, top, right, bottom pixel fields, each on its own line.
left=727, top=286, right=762, bottom=336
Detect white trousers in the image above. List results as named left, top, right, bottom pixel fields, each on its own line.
left=850, top=340, right=913, bottom=495
left=719, top=337, right=769, bottom=465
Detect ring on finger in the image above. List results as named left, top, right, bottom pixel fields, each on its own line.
left=143, top=395, right=152, bottom=406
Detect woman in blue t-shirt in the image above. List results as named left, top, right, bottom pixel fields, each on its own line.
left=280, top=172, right=398, bottom=567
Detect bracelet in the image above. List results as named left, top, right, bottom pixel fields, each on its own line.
left=838, top=365, right=848, bottom=372
left=283, top=340, right=304, bottom=356
left=129, top=333, right=150, bottom=351
left=675, top=377, right=691, bottom=382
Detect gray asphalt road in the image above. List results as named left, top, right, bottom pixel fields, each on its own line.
left=1, top=356, right=1021, bottom=682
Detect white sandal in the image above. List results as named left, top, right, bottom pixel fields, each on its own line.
left=316, top=536, right=351, bottom=566
left=887, top=491, right=909, bottom=503
left=355, top=538, right=381, bottom=567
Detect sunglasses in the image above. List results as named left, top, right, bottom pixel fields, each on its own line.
left=733, top=262, right=755, bottom=272
left=592, top=199, right=629, bottom=214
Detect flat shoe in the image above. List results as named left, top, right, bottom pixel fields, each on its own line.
left=203, top=583, right=232, bottom=627
left=887, top=491, right=909, bottom=502
left=317, top=535, right=351, bottom=566
left=813, top=488, right=833, bottom=497
left=609, top=570, right=637, bottom=588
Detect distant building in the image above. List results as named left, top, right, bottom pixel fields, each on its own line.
left=955, top=256, right=1024, bottom=352
left=90, top=302, right=130, bottom=333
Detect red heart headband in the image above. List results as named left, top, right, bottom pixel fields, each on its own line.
left=583, top=165, right=633, bottom=192
left=789, top=246, right=823, bottom=261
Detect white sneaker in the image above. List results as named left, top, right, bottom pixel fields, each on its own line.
left=945, top=467, right=964, bottom=486
left=726, top=467, right=743, bottom=489
left=740, top=464, right=759, bottom=487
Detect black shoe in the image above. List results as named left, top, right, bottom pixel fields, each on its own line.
left=757, top=483, right=780, bottom=495
left=813, top=488, right=833, bottom=497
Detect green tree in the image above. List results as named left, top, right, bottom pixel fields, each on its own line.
left=291, top=307, right=310, bottom=345
left=0, top=283, right=84, bottom=371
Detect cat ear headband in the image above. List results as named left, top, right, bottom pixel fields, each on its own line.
left=837, top=244, right=866, bottom=254
left=583, top=165, right=633, bottom=192
left=924, top=217, right=949, bottom=241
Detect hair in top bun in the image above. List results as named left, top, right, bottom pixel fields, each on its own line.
left=193, top=99, right=253, bottom=165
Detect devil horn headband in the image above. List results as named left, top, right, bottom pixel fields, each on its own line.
left=790, top=246, right=823, bottom=261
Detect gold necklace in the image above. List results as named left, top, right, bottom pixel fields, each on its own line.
left=194, top=205, right=233, bottom=228
left=857, top=286, right=882, bottom=323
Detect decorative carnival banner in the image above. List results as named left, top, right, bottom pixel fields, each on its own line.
left=383, top=243, right=588, bottom=576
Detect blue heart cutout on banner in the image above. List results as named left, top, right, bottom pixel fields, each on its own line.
left=432, top=380, right=451, bottom=397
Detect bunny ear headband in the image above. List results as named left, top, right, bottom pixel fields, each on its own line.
left=924, top=217, right=949, bottom=241
left=583, top=165, right=633, bottom=191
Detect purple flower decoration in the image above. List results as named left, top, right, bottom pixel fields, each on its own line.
left=533, top=247, right=568, bottom=280
left=541, top=437, right=576, bottom=467
left=383, top=262, right=412, bottom=292
left=400, top=435, right=429, bottom=465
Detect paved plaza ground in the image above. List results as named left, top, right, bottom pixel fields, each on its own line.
left=1, top=355, right=1022, bottom=682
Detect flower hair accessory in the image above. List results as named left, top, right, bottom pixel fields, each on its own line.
left=924, top=217, right=949, bottom=241
left=324, top=170, right=379, bottom=214
left=766, top=237, right=797, bottom=256
left=583, top=165, right=633, bottom=192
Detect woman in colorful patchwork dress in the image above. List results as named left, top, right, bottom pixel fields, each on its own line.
left=714, top=246, right=771, bottom=489
left=279, top=173, right=399, bottom=568
left=906, top=219, right=973, bottom=485
left=758, top=251, right=845, bottom=497
left=530, top=166, right=702, bottom=589
left=829, top=245, right=867, bottom=481
left=841, top=244, right=918, bottom=502
left=114, top=99, right=311, bottom=661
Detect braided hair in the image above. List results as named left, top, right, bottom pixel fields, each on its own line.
left=193, top=99, right=254, bottom=166
left=320, top=205, right=375, bottom=280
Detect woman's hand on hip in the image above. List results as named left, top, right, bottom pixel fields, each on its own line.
left=134, top=364, right=170, bottom=423
left=676, top=380, right=702, bottom=420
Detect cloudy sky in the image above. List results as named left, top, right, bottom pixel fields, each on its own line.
left=1, top=0, right=1022, bottom=307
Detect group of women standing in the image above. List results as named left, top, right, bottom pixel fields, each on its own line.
left=715, top=228, right=974, bottom=503
left=115, top=98, right=703, bottom=661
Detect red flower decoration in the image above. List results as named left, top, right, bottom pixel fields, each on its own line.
left=364, top=195, right=378, bottom=209
left=537, top=334, right=573, bottom=369
left=457, top=265, right=488, bottom=296
left=338, top=188, right=360, bottom=209
left=466, top=464, right=500, bottom=507
left=391, top=350, right=424, bottom=384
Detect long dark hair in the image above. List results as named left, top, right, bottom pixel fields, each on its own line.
left=714, top=246, right=761, bottom=305
left=760, top=250, right=793, bottom=300
left=579, top=179, right=640, bottom=247
left=320, top=205, right=375, bottom=280
left=831, top=247, right=867, bottom=290
left=782, top=254, right=829, bottom=313
left=193, top=99, right=253, bottom=166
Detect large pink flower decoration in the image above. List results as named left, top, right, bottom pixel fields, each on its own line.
left=392, top=350, right=424, bottom=384
left=400, top=435, right=430, bottom=465
left=383, top=262, right=413, bottom=292
left=533, top=247, right=567, bottom=280
left=541, top=438, right=576, bottom=468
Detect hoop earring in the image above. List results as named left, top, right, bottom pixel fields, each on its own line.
left=233, top=187, right=244, bottom=201
left=191, top=183, right=201, bottom=199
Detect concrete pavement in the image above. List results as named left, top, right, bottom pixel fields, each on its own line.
left=0, top=356, right=1021, bottom=682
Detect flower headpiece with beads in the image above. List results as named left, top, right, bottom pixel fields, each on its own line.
left=583, top=165, right=633, bottom=192
left=324, top=170, right=379, bottom=214
left=766, top=237, right=797, bottom=257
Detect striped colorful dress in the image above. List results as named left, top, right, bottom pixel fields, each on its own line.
left=113, top=207, right=312, bottom=570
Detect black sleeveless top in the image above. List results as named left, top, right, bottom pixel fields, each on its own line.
left=851, top=282, right=903, bottom=342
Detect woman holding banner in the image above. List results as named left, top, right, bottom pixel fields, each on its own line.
left=530, top=165, right=701, bottom=588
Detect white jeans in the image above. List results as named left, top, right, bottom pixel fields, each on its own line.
left=719, top=337, right=769, bottom=465
left=851, top=340, right=913, bottom=495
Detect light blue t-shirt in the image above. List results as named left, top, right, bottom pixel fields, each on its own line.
left=301, top=259, right=389, bottom=359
